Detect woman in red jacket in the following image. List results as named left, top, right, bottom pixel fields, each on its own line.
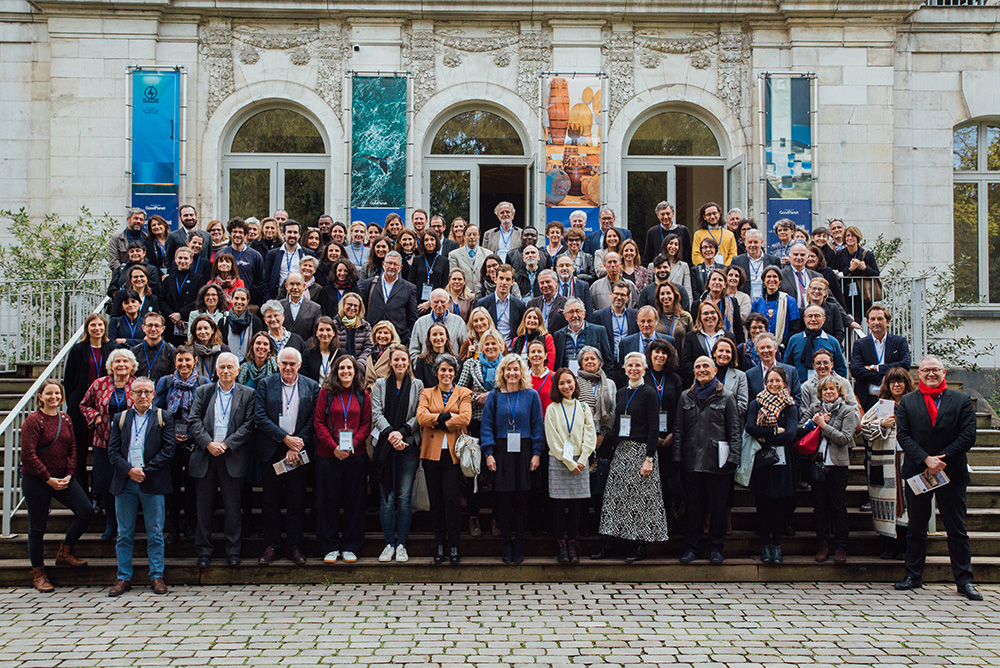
left=21, top=380, right=96, bottom=591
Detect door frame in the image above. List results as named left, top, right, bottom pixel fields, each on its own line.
left=221, top=154, right=330, bottom=222
left=423, top=155, right=533, bottom=229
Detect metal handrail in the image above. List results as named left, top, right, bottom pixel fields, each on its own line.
left=1, top=296, right=109, bottom=537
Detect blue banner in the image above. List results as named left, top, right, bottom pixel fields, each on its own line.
left=351, top=77, right=407, bottom=209
left=131, top=69, right=181, bottom=229
left=766, top=199, right=812, bottom=247
left=763, top=74, right=813, bottom=244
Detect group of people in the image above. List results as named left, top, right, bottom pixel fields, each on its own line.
left=19, top=201, right=981, bottom=602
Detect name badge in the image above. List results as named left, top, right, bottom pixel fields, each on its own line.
left=562, top=441, right=575, bottom=464
left=213, top=425, right=227, bottom=444
left=421, top=284, right=433, bottom=301
left=507, top=431, right=521, bottom=453
left=569, top=359, right=580, bottom=374
left=279, top=414, right=296, bottom=435
left=619, top=415, right=631, bottom=437
left=658, top=412, right=669, bottom=433
left=807, top=369, right=817, bottom=382
left=775, top=445, right=787, bottom=466
left=338, top=430, right=354, bottom=452
left=848, top=282, right=859, bottom=297
left=869, top=384, right=881, bottom=397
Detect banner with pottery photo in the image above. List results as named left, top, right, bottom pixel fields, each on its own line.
left=543, top=76, right=603, bottom=232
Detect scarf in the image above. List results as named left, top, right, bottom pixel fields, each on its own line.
left=194, top=342, right=221, bottom=359
left=166, top=371, right=199, bottom=419
left=302, top=278, right=315, bottom=301
left=744, top=340, right=760, bottom=368
left=237, top=357, right=277, bottom=389
left=578, top=366, right=614, bottom=430
left=227, top=312, right=252, bottom=335
left=803, top=328, right=822, bottom=367
left=480, top=355, right=500, bottom=387
left=370, top=379, right=408, bottom=502
left=919, top=380, right=947, bottom=426
left=341, top=315, right=358, bottom=329
left=756, top=388, right=794, bottom=427
left=820, top=396, right=844, bottom=419
left=694, top=377, right=719, bottom=405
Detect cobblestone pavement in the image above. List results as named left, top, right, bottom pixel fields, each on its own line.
left=1, top=583, right=998, bottom=667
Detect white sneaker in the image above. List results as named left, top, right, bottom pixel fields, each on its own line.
left=379, top=545, right=395, bottom=562
left=342, top=551, right=358, bottom=563
left=323, top=551, right=340, bottom=564
left=395, top=545, right=409, bottom=562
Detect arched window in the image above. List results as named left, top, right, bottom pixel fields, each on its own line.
left=627, top=112, right=721, bottom=157
left=953, top=119, right=1000, bottom=303
left=222, top=107, right=329, bottom=224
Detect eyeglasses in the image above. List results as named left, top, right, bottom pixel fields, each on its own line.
left=132, top=390, right=155, bottom=396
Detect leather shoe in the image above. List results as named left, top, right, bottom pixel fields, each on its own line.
left=434, top=544, right=446, bottom=564
left=624, top=543, right=646, bottom=563
left=709, top=551, right=724, bottom=565
left=257, top=546, right=278, bottom=566
left=196, top=555, right=211, bottom=568
left=590, top=538, right=614, bottom=560
left=108, top=579, right=131, bottom=597
left=151, top=578, right=168, bottom=595
left=289, top=549, right=307, bottom=566
left=679, top=550, right=698, bottom=564
left=894, top=576, right=923, bottom=591
left=449, top=547, right=460, bottom=564
left=958, top=583, right=984, bottom=601
left=227, top=555, right=242, bottom=567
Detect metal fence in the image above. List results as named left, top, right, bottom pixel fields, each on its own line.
left=841, top=275, right=928, bottom=374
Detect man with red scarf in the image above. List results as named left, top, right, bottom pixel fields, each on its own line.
left=894, top=356, right=981, bottom=600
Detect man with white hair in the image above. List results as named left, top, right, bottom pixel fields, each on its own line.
left=568, top=209, right=588, bottom=232
left=482, top=201, right=522, bottom=262
left=730, top=228, right=780, bottom=301
left=409, top=288, right=468, bottom=360
left=552, top=298, right=613, bottom=376
left=584, top=207, right=632, bottom=255
left=363, top=250, right=418, bottom=341
left=188, top=353, right=256, bottom=567
left=254, top=347, right=320, bottom=566
left=261, top=299, right=307, bottom=353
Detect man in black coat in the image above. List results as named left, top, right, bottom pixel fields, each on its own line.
left=475, top=264, right=525, bottom=346
left=643, top=201, right=692, bottom=265
left=132, top=312, right=176, bottom=382
left=161, top=246, right=207, bottom=343
left=362, top=251, right=418, bottom=341
left=636, top=254, right=692, bottom=313
left=527, top=269, right=568, bottom=334
left=729, top=229, right=781, bottom=301
left=552, top=298, right=614, bottom=376
left=894, top=356, right=981, bottom=600
left=164, top=204, right=211, bottom=265
left=589, top=282, right=639, bottom=364
left=280, top=272, right=322, bottom=341
left=778, top=242, right=822, bottom=310
left=849, top=304, right=912, bottom=412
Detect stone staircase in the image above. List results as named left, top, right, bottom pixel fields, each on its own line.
left=2, top=376, right=999, bottom=587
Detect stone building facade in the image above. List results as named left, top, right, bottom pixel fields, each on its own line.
left=2, top=0, right=1000, bottom=356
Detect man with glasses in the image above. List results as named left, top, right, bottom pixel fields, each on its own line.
left=506, top=227, right=550, bottom=273
left=552, top=298, right=613, bottom=376
left=482, top=201, right=522, bottom=263
left=589, top=281, right=639, bottom=363
left=132, top=312, right=176, bottom=382
left=584, top=208, right=632, bottom=255
left=409, top=288, right=468, bottom=360
left=894, top=356, right=981, bottom=601
left=363, top=250, right=418, bottom=341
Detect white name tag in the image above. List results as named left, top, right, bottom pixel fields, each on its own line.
left=507, top=431, right=521, bottom=453
left=279, top=414, right=296, bottom=435
left=848, top=282, right=859, bottom=297
left=870, top=384, right=881, bottom=397
left=421, top=284, right=433, bottom=301
left=562, top=442, right=575, bottom=464
left=338, top=430, right=354, bottom=452
left=213, top=425, right=227, bottom=444
left=775, top=445, right=787, bottom=466
left=569, top=359, right=580, bottom=374
left=658, top=412, right=669, bottom=433
left=619, top=415, right=631, bottom=437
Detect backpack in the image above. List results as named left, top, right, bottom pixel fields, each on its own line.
left=454, top=433, right=481, bottom=480
left=119, top=408, right=164, bottom=430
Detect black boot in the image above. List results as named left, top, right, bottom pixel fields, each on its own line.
left=501, top=538, right=513, bottom=564
left=557, top=539, right=570, bottom=564
left=512, top=535, right=525, bottom=564
left=434, top=544, right=446, bottom=564
left=625, top=541, right=646, bottom=563
left=590, top=537, right=614, bottom=560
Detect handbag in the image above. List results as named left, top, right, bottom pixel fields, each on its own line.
left=412, top=464, right=430, bottom=512
left=794, top=426, right=822, bottom=457
left=754, top=447, right=779, bottom=469
left=862, top=277, right=883, bottom=304
left=454, top=433, right=481, bottom=479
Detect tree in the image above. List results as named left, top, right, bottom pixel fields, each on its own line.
left=0, top=207, right=115, bottom=283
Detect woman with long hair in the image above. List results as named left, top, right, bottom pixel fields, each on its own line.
left=394, top=228, right=419, bottom=271
left=317, top=240, right=348, bottom=287
left=335, top=292, right=373, bottom=366
left=692, top=201, right=738, bottom=265
left=445, top=268, right=475, bottom=322
left=594, top=227, right=622, bottom=279
left=410, top=230, right=450, bottom=313
left=218, top=287, right=263, bottom=362
left=319, top=259, right=359, bottom=319
left=145, top=215, right=170, bottom=273
left=414, top=323, right=455, bottom=389
left=363, top=235, right=392, bottom=281
left=303, top=227, right=323, bottom=254
left=806, top=243, right=847, bottom=308
left=661, top=233, right=692, bottom=298
left=187, top=315, right=230, bottom=381
left=208, top=251, right=244, bottom=308
left=679, top=300, right=735, bottom=387
left=251, top=216, right=282, bottom=257
left=314, top=354, right=372, bottom=564
left=619, top=239, right=650, bottom=291
left=188, top=283, right=228, bottom=331
left=370, top=344, right=424, bottom=563
left=302, top=316, right=341, bottom=383
left=697, top=268, right=744, bottom=345
left=64, top=313, right=116, bottom=488
left=110, top=265, right=158, bottom=318
left=458, top=306, right=497, bottom=362
left=750, top=266, right=801, bottom=347
left=364, top=320, right=401, bottom=389
left=236, top=332, right=278, bottom=389
left=527, top=339, right=555, bottom=416
left=653, top=281, right=693, bottom=353
left=725, top=265, right=752, bottom=326
left=510, top=307, right=555, bottom=368
left=206, top=219, right=228, bottom=259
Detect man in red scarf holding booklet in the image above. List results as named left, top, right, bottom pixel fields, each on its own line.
left=894, top=355, right=981, bottom=600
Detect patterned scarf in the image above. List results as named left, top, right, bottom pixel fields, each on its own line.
left=166, top=371, right=199, bottom=421
left=755, top=388, right=794, bottom=427
left=236, top=357, right=277, bottom=389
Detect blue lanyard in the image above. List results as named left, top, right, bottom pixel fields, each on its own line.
left=320, top=354, right=331, bottom=380
left=112, top=387, right=127, bottom=412
left=706, top=227, right=722, bottom=247
left=349, top=244, right=363, bottom=266
left=284, top=248, right=296, bottom=275
left=872, top=335, right=885, bottom=365
left=612, top=312, right=626, bottom=339
left=133, top=410, right=150, bottom=444
left=505, top=391, right=519, bottom=427
left=282, top=382, right=297, bottom=413
left=125, top=229, right=142, bottom=244
left=174, top=271, right=189, bottom=295
left=145, top=341, right=164, bottom=375
left=662, top=314, right=676, bottom=337
left=233, top=246, right=246, bottom=265
left=156, top=240, right=166, bottom=263
left=624, top=385, right=641, bottom=416
left=499, top=227, right=513, bottom=249
left=339, top=391, right=353, bottom=426
left=192, top=256, right=201, bottom=275
left=441, top=388, right=453, bottom=405
left=652, top=371, right=665, bottom=402
left=496, top=298, right=509, bottom=325
left=561, top=400, right=576, bottom=434
left=536, top=370, right=551, bottom=397
left=90, top=346, right=103, bottom=373
left=382, top=278, right=394, bottom=303
left=424, top=253, right=437, bottom=281
left=218, top=387, right=233, bottom=423
left=124, top=316, right=139, bottom=339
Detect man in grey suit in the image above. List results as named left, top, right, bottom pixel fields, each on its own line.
left=778, top=241, right=822, bottom=310
left=280, top=272, right=322, bottom=341
left=448, top=224, right=490, bottom=294
left=188, top=353, right=256, bottom=567
left=481, top=201, right=523, bottom=263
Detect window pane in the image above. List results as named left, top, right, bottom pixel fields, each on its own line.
left=283, top=169, right=326, bottom=227
left=430, top=170, right=470, bottom=227
left=953, top=182, right=979, bottom=302
left=628, top=112, right=721, bottom=157
left=232, top=109, right=325, bottom=154
left=953, top=125, right=978, bottom=172
left=990, top=183, right=1000, bottom=303
left=229, top=168, right=271, bottom=221
left=431, top=111, right=524, bottom=155
left=988, top=126, right=1000, bottom=171
left=627, top=171, right=672, bottom=257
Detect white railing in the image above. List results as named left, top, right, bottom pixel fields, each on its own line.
left=0, top=279, right=109, bottom=373
left=0, top=292, right=109, bottom=537
left=841, top=275, right=927, bottom=375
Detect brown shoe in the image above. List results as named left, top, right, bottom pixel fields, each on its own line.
left=834, top=549, right=847, bottom=564
left=258, top=546, right=278, bottom=566
left=55, top=544, right=87, bottom=567
left=31, top=567, right=54, bottom=593
left=151, top=578, right=168, bottom=595
left=289, top=549, right=307, bottom=566
left=814, top=540, right=829, bottom=563
left=108, top=579, right=131, bottom=597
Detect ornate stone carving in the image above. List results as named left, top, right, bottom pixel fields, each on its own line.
left=316, top=24, right=348, bottom=113
left=405, top=27, right=436, bottom=113
left=435, top=27, right=520, bottom=69
left=517, top=27, right=552, bottom=107
left=603, top=28, right=635, bottom=124
left=239, top=47, right=259, bottom=65
left=288, top=47, right=310, bottom=66
left=717, top=29, right=749, bottom=116
left=636, top=32, right=719, bottom=71
left=199, top=20, right=235, bottom=120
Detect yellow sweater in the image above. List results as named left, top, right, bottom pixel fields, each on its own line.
left=692, top=228, right=738, bottom=266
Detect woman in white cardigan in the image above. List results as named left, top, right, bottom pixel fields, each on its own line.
left=543, top=367, right=597, bottom=565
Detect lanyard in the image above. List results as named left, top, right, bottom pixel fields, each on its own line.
left=561, top=400, right=577, bottom=434
left=124, top=316, right=139, bottom=339
left=424, top=253, right=437, bottom=282
left=282, top=382, right=297, bottom=414
left=536, top=370, right=551, bottom=397
left=175, top=270, right=189, bottom=295
left=284, top=248, right=296, bottom=275
left=652, top=371, right=665, bottom=402
left=90, top=346, right=103, bottom=374
left=339, top=391, right=353, bottom=427
left=542, top=299, right=553, bottom=321
left=133, top=410, right=150, bottom=443
left=349, top=244, right=364, bottom=267
left=217, top=387, right=233, bottom=424
left=624, top=385, right=641, bottom=416
left=505, top=391, right=519, bottom=427
left=145, top=341, right=165, bottom=375
left=126, top=229, right=142, bottom=244
left=320, top=353, right=331, bottom=380
left=112, top=387, right=127, bottom=412
left=452, top=301, right=460, bottom=315
left=749, top=257, right=763, bottom=281
left=192, top=256, right=201, bottom=275
left=441, top=388, right=453, bottom=406
left=233, top=246, right=246, bottom=265
left=496, top=297, right=509, bottom=326
left=612, top=312, right=626, bottom=339
left=156, top=239, right=166, bottom=264
left=662, top=314, right=677, bottom=337
left=707, top=227, right=722, bottom=247
left=382, top=278, right=394, bottom=303
left=499, top=226, right=513, bottom=249
left=567, top=332, right=581, bottom=358
left=872, top=334, right=885, bottom=365
left=272, top=332, right=286, bottom=352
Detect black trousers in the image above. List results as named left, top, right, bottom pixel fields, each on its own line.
left=551, top=498, right=581, bottom=541
left=905, top=480, right=974, bottom=585
left=169, top=446, right=197, bottom=532
left=424, top=456, right=463, bottom=548
left=684, top=471, right=731, bottom=552
left=23, top=475, right=95, bottom=568
left=496, top=491, right=529, bottom=541
left=261, top=451, right=308, bottom=552
left=68, top=407, right=90, bottom=491
left=812, top=465, right=849, bottom=551
left=194, top=456, right=245, bottom=558
left=315, top=454, right=368, bottom=555
left=756, top=494, right=787, bottom=546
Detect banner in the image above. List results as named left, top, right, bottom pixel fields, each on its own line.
left=543, top=76, right=603, bottom=233
left=763, top=74, right=813, bottom=246
left=131, top=69, right=181, bottom=229
left=350, top=76, right=407, bottom=227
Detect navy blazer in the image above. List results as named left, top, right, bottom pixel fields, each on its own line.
left=253, top=374, right=320, bottom=462
left=618, top=332, right=674, bottom=362
left=263, top=246, right=315, bottom=301
left=849, top=333, right=912, bottom=411
left=187, top=382, right=257, bottom=479
left=476, top=293, right=527, bottom=341
left=729, top=253, right=781, bottom=297
left=589, top=306, right=639, bottom=360
left=896, top=388, right=976, bottom=485
left=552, top=324, right=614, bottom=376
left=556, top=278, right=594, bottom=314
left=527, top=295, right=568, bottom=334
left=107, top=407, right=176, bottom=496
left=584, top=226, right=632, bottom=255
left=745, top=362, right=803, bottom=410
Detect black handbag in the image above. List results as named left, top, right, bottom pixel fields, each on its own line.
left=754, top=447, right=779, bottom=469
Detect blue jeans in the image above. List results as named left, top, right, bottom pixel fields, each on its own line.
left=379, top=445, right=419, bottom=546
left=115, top=480, right=166, bottom=582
